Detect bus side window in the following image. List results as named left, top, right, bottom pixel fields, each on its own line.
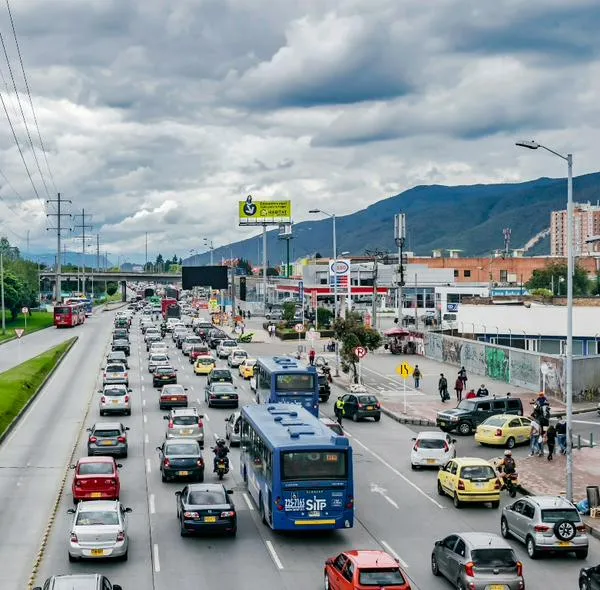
left=259, top=368, right=270, bottom=390
left=265, top=448, right=272, bottom=478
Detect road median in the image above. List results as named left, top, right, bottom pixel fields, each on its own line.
left=0, top=336, right=78, bottom=442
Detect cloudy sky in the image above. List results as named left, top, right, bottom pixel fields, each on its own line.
left=0, top=0, right=598, bottom=262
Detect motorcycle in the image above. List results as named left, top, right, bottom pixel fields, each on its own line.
left=238, top=332, right=254, bottom=343
left=500, top=472, right=521, bottom=498
left=215, top=457, right=229, bottom=480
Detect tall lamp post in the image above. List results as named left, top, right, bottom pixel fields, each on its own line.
left=516, top=139, right=574, bottom=502
left=309, top=208, right=339, bottom=376
left=203, top=238, right=214, bottom=266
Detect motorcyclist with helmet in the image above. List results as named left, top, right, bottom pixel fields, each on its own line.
left=497, top=449, right=517, bottom=490
left=213, top=438, right=230, bottom=472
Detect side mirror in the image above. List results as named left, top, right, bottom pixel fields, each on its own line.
left=70, top=464, right=76, bottom=469
left=434, top=540, right=442, bottom=546
left=124, top=507, right=133, bottom=513
left=128, top=388, right=132, bottom=392
left=411, top=437, right=416, bottom=441
left=156, top=446, right=162, bottom=451
left=125, top=427, right=130, bottom=431
left=117, top=463, right=123, bottom=468
left=163, top=416, right=169, bottom=420
left=234, top=385, right=238, bottom=389
left=97, top=389, right=102, bottom=394
left=175, top=491, right=182, bottom=496
left=86, top=428, right=92, bottom=432
left=113, top=586, right=123, bottom=590
left=325, top=558, right=334, bottom=566
left=226, top=489, right=234, bottom=494
left=452, top=439, right=457, bottom=444
left=184, top=387, right=188, bottom=391
left=67, top=508, right=76, bottom=514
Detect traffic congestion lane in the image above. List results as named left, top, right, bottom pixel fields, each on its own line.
left=0, top=310, right=121, bottom=590
left=37, top=316, right=153, bottom=590
left=139, top=323, right=414, bottom=590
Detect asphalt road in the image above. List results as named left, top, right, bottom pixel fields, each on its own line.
left=5, top=311, right=599, bottom=590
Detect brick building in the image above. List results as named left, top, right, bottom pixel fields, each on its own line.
left=551, top=202, right=600, bottom=256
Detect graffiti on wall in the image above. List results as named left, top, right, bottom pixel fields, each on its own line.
left=486, top=346, right=509, bottom=383
left=424, top=332, right=443, bottom=362
left=443, top=337, right=463, bottom=366
left=461, top=341, right=487, bottom=378
left=509, top=350, right=540, bottom=390
left=540, top=355, right=564, bottom=400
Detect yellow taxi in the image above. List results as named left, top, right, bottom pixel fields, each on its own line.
left=474, top=414, right=532, bottom=449
left=194, top=355, right=216, bottom=375
left=238, top=358, right=257, bottom=380
left=437, top=457, right=501, bottom=509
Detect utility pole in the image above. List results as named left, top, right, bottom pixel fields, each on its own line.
left=74, top=209, right=93, bottom=296
left=365, top=249, right=387, bottom=331
left=46, top=193, right=71, bottom=302
left=145, top=232, right=148, bottom=268
left=96, top=234, right=100, bottom=272
left=394, top=214, right=406, bottom=325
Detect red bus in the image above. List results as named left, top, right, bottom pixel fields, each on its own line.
left=54, top=302, right=86, bottom=328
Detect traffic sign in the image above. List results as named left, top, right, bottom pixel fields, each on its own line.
left=15, top=328, right=24, bottom=338
left=396, top=361, right=414, bottom=379
left=354, top=346, right=367, bottom=359
left=298, top=280, right=304, bottom=302
left=294, top=323, right=305, bottom=333
left=21, top=307, right=28, bottom=314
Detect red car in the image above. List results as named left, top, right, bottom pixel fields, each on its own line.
left=71, top=456, right=122, bottom=503
left=324, top=550, right=411, bottom=590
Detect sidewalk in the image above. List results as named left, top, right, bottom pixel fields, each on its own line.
left=517, top=447, right=600, bottom=539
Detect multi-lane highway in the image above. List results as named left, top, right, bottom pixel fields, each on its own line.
left=1, top=308, right=598, bottom=590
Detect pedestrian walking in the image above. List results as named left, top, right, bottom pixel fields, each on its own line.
left=335, top=396, right=345, bottom=425
left=458, top=366, right=468, bottom=390
left=556, top=416, right=567, bottom=454
left=438, top=373, right=449, bottom=402
left=309, top=349, right=316, bottom=366
left=545, top=423, right=557, bottom=460
left=476, top=383, right=489, bottom=397
left=454, top=377, right=464, bottom=402
left=413, top=365, right=422, bottom=389
left=529, top=418, right=541, bottom=456
left=247, top=310, right=252, bottom=319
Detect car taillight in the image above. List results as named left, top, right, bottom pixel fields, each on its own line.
left=116, top=531, right=125, bottom=542
left=464, top=561, right=475, bottom=577
left=183, top=511, right=199, bottom=519
left=358, top=403, right=364, bottom=409
left=198, top=419, right=203, bottom=427
left=70, top=533, right=78, bottom=543
left=494, top=478, right=501, bottom=489
left=516, top=561, right=523, bottom=576
left=118, top=436, right=126, bottom=443
left=168, top=420, right=174, bottom=428
left=457, top=480, right=465, bottom=490
left=534, top=524, right=550, bottom=532
left=197, top=459, right=204, bottom=468
left=443, top=442, right=449, bottom=452
left=75, top=479, right=82, bottom=486
left=413, top=440, right=420, bottom=451
left=346, top=496, right=354, bottom=509
left=101, top=396, right=106, bottom=403
left=495, top=428, right=503, bottom=437
left=210, top=394, right=216, bottom=399
left=376, top=402, right=381, bottom=409
left=124, top=396, right=129, bottom=403
left=221, top=511, right=235, bottom=518
left=89, top=436, right=97, bottom=443
left=164, top=458, right=171, bottom=468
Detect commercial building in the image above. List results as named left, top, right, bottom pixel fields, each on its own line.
left=551, top=202, right=600, bottom=256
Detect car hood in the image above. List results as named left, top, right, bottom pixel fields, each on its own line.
left=437, top=408, right=467, bottom=417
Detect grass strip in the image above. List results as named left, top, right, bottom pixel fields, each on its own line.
left=0, top=311, right=55, bottom=344
left=0, top=337, right=77, bottom=439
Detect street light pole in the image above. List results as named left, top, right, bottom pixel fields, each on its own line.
left=310, top=209, right=340, bottom=376
left=516, top=139, right=574, bottom=502
left=0, top=251, right=5, bottom=335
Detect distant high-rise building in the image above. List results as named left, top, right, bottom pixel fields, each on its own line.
left=550, top=202, right=600, bottom=256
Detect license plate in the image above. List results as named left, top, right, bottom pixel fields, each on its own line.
left=91, top=492, right=102, bottom=498
left=100, top=440, right=115, bottom=445
left=222, top=396, right=230, bottom=399
left=366, top=406, right=374, bottom=410
left=426, top=459, right=437, bottom=464
left=439, top=421, right=446, bottom=426
left=171, top=397, right=177, bottom=400
left=474, top=482, right=485, bottom=488
left=204, top=516, right=217, bottom=523
left=558, top=541, right=572, bottom=547
left=178, top=471, right=189, bottom=476
left=91, top=549, right=105, bottom=556
left=488, top=586, right=507, bottom=590
left=112, top=400, right=119, bottom=404
left=182, top=429, right=193, bottom=435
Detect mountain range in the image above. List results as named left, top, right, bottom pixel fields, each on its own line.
left=27, top=252, right=113, bottom=268
left=184, top=172, right=600, bottom=266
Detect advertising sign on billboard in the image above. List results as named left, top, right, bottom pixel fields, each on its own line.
left=329, top=259, right=351, bottom=288
left=238, top=195, right=292, bottom=225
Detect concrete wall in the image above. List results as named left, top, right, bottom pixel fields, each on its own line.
left=572, top=356, right=600, bottom=397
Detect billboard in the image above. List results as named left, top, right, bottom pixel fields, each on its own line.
left=329, top=259, right=351, bottom=288
left=239, top=195, right=291, bottom=225
left=182, top=266, right=228, bottom=290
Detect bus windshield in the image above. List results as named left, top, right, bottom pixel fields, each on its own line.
left=281, top=450, right=347, bottom=481
left=54, top=306, right=71, bottom=314
left=276, top=373, right=315, bottom=392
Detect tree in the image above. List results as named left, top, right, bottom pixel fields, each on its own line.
left=316, top=307, right=333, bottom=327
left=525, top=262, right=590, bottom=296
left=282, top=302, right=296, bottom=321
left=237, top=258, right=252, bottom=274
left=1, top=270, right=27, bottom=319
left=266, top=267, right=279, bottom=276
left=333, top=312, right=382, bottom=383
left=106, top=282, right=118, bottom=296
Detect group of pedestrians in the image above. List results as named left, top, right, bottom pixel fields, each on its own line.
left=435, top=366, right=476, bottom=402
left=528, top=393, right=567, bottom=461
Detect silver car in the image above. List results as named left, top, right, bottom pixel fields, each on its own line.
left=164, top=407, right=204, bottom=447
left=87, top=422, right=129, bottom=458
left=102, top=363, right=128, bottom=387
left=99, top=385, right=132, bottom=416
left=217, top=339, right=238, bottom=358
left=227, top=349, right=248, bottom=367
left=182, top=336, right=203, bottom=355
left=67, top=500, right=132, bottom=561
left=431, top=532, right=524, bottom=590
left=106, top=350, right=129, bottom=369
left=501, top=495, right=588, bottom=559
left=148, top=353, right=170, bottom=373
left=224, top=411, right=241, bottom=446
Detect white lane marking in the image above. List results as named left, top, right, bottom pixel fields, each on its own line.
left=265, top=540, right=284, bottom=570
left=380, top=540, right=409, bottom=569
left=141, top=375, right=144, bottom=381
left=143, top=415, right=148, bottom=423
left=145, top=434, right=149, bottom=444
left=143, top=399, right=146, bottom=407
left=204, top=413, right=210, bottom=422
left=243, top=492, right=254, bottom=511
left=384, top=494, right=399, bottom=509
left=189, top=385, right=194, bottom=391
left=146, top=459, right=151, bottom=473
left=141, top=385, right=145, bottom=392
left=153, top=543, right=161, bottom=572
left=572, top=419, right=600, bottom=425
left=353, top=437, right=443, bottom=509
left=149, top=494, right=156, bottom=514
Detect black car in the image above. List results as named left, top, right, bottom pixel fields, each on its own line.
left=34, top=574, right=123, bottom=590
left=318, top=374, right=330, bottom=402
left=208, top=330, right=228, bottom=349
left=193, top=322, right=213, bottom=338
left=580, top=565, right=600, bottom=589
left=340, top=393, right=381, bottom=422
left=112, top=339, right=130, bottom=356
left=157, top=439, right=204, bottom=482
left=207, top=368, right=233, bottom=386
left=205, top=383, right=239, bottom=408
left=176, top=483, right=236, bottom=537
left=153, top=365, right=178, bottom=387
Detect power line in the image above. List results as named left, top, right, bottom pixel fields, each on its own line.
left=5, top=0, right=57, bottom=195
left=0, top=27, right=49, bottom=203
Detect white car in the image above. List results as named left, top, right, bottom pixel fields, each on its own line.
left=67, top=500, right=132, bottom=561
left=181, top=336, right=203, bottom=356
left=227, top=349, right=248, bottom=367
left=149, top=342, right=168, bottom=356
left=217, top=339, right=238, bottom=359
left=148, top=353, right=170, bottom=373
left=99, top=384, right=132, bottom=416
left=410, top=430, right=456, bottom=469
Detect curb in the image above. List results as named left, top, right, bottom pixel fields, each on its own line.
left=380, top=406, right=436, bottom=427
left=0, top=336, right=78, bottom=446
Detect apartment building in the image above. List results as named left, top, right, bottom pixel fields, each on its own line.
left=551, top=202, right=600, bottom=256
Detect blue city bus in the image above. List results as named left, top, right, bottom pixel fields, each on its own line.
left=251, top=356, right=319, bottom=417
left=240, top=403, right=353, bottom=531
